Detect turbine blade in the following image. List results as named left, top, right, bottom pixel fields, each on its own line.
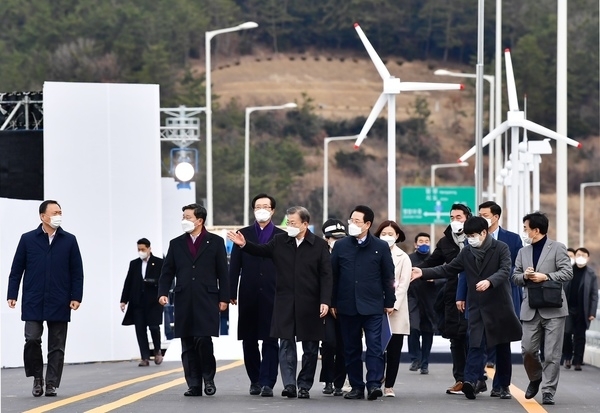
left=354, top=93, right=388, bottom=148
left=504, top=49, right=520, bottom=112
left=517, top=119, right=581, bottom=148
left=458, top=122, right=511, bottom=162
left=354, top=23, right=391, bottom=81
left=400, top=82, right=463, bottom=92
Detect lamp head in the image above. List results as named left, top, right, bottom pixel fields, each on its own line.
left=238, top=22, right=258, bottom=29
left=434, top=69, right=452, bottom=76
left=283, top=103, right=297, bottom=109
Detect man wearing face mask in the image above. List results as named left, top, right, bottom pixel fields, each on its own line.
left=330, top=205, right=396, bottom=401
left=120, top=238, right=164, bottom=367
left=561, top=247, right=598, bottom=371
left=416, top=203, right=471, bottom=395
left=7, top=200, right=84, bottom=398
left=229, top=193, right=284, bottom=397
left=411, top=217, right=522, bottom=400
left=227, top=206, right=332, bottom=400
left=158, top=204, right=229, bottom=397
left=513, top=212, right=572, bottom=406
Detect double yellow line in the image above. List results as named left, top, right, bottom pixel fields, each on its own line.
left=23, top=360, right=244, bottom=413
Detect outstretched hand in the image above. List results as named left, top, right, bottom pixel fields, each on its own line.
left=411, top=267, right=423, bottom=282
left=226, top=230, right=246, bottom=247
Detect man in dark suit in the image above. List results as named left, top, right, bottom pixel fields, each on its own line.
left=120, top=238, right=164, bottom=367
left=330, top=205, right=396, bottom=401
left=228, top=206, right=332, bottom=400
left=513, top=212, right=573, bottom=406
left=229, top=193, right=284, bottom=397
left=158, top=204, right=229, bottom=397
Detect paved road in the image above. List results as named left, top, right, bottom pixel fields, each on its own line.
left=2, top=358, right=599, bottom=413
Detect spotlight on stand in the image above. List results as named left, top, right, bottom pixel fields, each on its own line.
left=170, top=148, right=198, bottom=189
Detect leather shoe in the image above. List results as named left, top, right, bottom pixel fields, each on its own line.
left=249, top=382, right=261, bottom=395
left=333, top=387, right=343, bottom=396
left=462, top=381, right=476, bottom=400
left=204, top=380, right=216, bottom=396
left=260, top=386, right=273, bottom=397
left=32, top=378, right=44, bottom=397
left=138, top=359, right=150, bottom=367
left=542, top=393, right=555, bottom=405
left=323, top=382, right=333, bottom=394
left=490, top=387, right=501, bottom=397
left=184, top=386, right=202, bottom=396
left=281, top=384, right=297, bottom=398
left=564, top=359, right=572, bottom=369
left=367, top=387, right=383, bottom=400
left=344, top=388, right=365, bottom=399
left=409, top=360, right=421, bottom=371
left=574, top=364, right=582, bottom=371
left=420, top=367, right=429, bottom=375
left=154, top=350, right=163, bottom=365
left=525, top=378, right=542, bottom=399
left=500, top=387, right=512, bottom=399
left=474, top=380, right=487, bottom=394
left=298, top=388, right=310, bottom=399
left=45, top=383, right=57, bottom=397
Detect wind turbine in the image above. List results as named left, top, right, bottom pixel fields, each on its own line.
left=353, top=23, right=463, bottom=220
left=458, top=49, right=581, bottom=233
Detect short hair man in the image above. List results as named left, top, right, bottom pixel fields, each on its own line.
left=513, top=212, right=573, bottom=405
left=120, top=238, right=164, bottom=367
left=158, top=204, right=229, bottom=397
left=7, top=200, right=84, bottom=397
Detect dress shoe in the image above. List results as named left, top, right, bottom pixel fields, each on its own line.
left=204, top=380, right=216, bottom=396
left=32, top=378, right=44, bottom=397
left=249, top=382, right=261, bottom=395
left=446, top=381, right=463, bottom=395
left=281, top=384, right=297, bottom=398
left=260, top=385, right=273, bottom=397
left=367, top=387, right=383, bottom=400
left=474, top=379, right=487, bottom=394
left=323, top=382, right=334, bottom=395
left=564, top=359, right=572, bottom=369
left=574, top=364, right=582, bottom=371
left=409, top=360, right=421, bottom=371
left=542, top=392, right=555, bottom=405
left=138, top=359, right=150, bottom=367
left=525, top=378, right=542, bottom=399
left=298, top=388, right=310, bottom=399
left=343, top=388, right=365, bottom=399
left=184, top=386, right=202, bottom=396
left=490, top=387, right=501, bottom=397
left=333, top=387, right=344, bottom=396
left=500, top=387, right=512, bottom=399
left=45, top=383, right=57, bottom=397
left=154, top=350, right=163, bottom=365
left=462, top=381, right=476, bottom=400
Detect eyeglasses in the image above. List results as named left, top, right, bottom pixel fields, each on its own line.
left=254, top=205, right=272, bottom=210
left=348, top=219, right=364, bottom=225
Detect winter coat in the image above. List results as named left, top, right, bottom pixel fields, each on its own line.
left=389, top=245, right=411, bottom=335
left=408, top=251, right=441, bottom=333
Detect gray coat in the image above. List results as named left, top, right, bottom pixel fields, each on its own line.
left=512, top=237, right=573, bottom=321
left=421, top=238, right=522, bottom=348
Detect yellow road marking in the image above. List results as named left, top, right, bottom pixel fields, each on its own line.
left=486, top=366, right=547, bottom=413
left=22, top=367, right=183, bottom=413
left=84, top=360, right=244, bottom=413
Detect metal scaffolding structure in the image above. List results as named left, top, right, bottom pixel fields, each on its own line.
left=0, top=91, right=44, bottom=131
left=160, top=106, right=205, bottom=148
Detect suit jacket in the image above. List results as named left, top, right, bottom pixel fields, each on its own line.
left=497, top=227, right=524, bottom=315
left=389, top=245, right=411, bottom=335
left=423, top=237, right=522, bottom=348
left=512, top=237, right=573, bottom=321
left=229, top=223, right=284, bottom=340
left=241, top=230, right=332, bottom=341
left=121, top=254, right=164, bottom=326
left=158, top=231, right=229, bottom=338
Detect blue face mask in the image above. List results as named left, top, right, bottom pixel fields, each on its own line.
left=417, top=244, right=430, bottom=254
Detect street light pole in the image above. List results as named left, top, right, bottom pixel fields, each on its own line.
left=579, top=182, right=600, bottom=247
left=323, top=136, right=357, bottom=223
left=243, top=103, right=297, bottom=226
left=205, top=21, right=258, bottom=227
left=429, top=162, right=470, bottom=246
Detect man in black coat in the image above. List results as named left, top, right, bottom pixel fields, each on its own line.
left=158, top=204, right=229, bottom=397
left=120, top=238, right=164, bottom=367
left=229, top=193, right=284, bottom=397
left=228, top=206, right=332, bottom=400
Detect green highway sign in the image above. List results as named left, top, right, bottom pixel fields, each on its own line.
left=400, top=186, right=476, bottom=225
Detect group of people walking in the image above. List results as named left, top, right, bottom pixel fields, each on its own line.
left=6, top=197, right=597, bottom=405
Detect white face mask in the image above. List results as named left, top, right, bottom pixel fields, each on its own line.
left=450, top=220, right=464, bottom=234
left=49, top=215, right=62, bottom=229
left=467, top=235, right=482, bottom=248
left=570, top=258, right=575, bottom=266
left=181, top=219, right=195, bottom=234
left=139, top=251, right=149, bottom=260
left=575, top=256, right=588, bottom=266
left=484, top=218, right=492, bottom=228
left=380, top=235, right=396, bottom=247
left=521, top=232, right=532, bottom=246
left=348, top=223, right=363, bottom=237
left=254, top=209, right=271, bottom=223
left=286, top=226, right=300, bottom=238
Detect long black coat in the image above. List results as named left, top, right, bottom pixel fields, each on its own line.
left=408, top=251, right=441, bottom=333
left=241, top=230, right=332, bottom=341
left=421, top=238, right=522, bottom=348
left=229, top=223, right=284, bottom=340
left=158, top=231, right=229, bottom=338
left=121, top=254, right=164, bottom=326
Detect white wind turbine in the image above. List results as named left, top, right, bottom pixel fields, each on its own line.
left=458, top=49, right=581, bottom=233
left=353, top=23, right=463, bottom=220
